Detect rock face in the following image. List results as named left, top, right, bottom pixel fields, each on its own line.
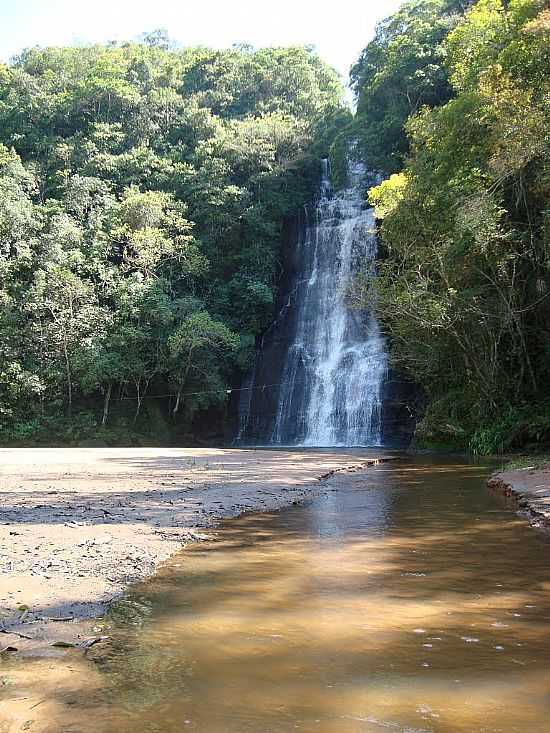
left=379, top=371, right=419, bottom=448
left=235, top=159, right=417, bottom=448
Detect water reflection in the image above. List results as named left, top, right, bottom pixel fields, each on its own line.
left=6, top=457, right=550, bottom=733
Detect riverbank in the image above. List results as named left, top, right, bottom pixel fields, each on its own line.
left=0, top=447, right=389, bottom=654
left=6, top=457, right=550, bottom=733
left=488, top=461, right=550, bottom=529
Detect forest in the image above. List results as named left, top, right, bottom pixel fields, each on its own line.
left=0, top=0, right=548, bottom=452
left=351, top=0, right=549, bottom=453
left=0, top=38, right=348, bottom=444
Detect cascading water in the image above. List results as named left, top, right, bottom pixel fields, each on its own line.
left=237, top=156, right=388, bottom=447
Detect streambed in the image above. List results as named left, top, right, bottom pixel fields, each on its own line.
left=3, top=456, right=550, bottom=732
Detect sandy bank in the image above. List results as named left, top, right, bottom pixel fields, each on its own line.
left=488, top=463, right=550, bottom=529
left=0, top=447, right=388, bottom=652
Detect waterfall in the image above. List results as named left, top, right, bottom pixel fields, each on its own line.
left=237, top=156, right=388, bottom=447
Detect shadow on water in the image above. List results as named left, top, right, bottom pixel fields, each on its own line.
left=5, top=456, right=550, bottom=733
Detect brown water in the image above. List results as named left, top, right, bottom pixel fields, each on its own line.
left=6, top=457, right=550, bottom=732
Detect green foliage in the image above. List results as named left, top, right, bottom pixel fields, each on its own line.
left=368, top=173, right=408, bottom=219
left=352, top=0, right=550, bottom=453
left=168, top=311, right=239, bottom=418
left=0, top=40, right=345, bottom=444
left=351, top=0, right=476, bottom=172
left=469, top=404, right=550, bottom=455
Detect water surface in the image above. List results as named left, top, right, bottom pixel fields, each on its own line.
left=12, top=458, right=550, bottom=732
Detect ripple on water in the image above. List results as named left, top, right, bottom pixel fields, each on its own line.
left=10, top=458, right=550, bottom=733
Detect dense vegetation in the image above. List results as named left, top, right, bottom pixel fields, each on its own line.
left=1, top=2, right=548, bottom=453
left=352, top=0, right=550, bottom=453
left=0, top=38, right=347, bottom=444
left=350, top=0, right=476, bottom=171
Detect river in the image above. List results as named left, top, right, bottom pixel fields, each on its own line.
left=4, top=456, right=550, bottom=732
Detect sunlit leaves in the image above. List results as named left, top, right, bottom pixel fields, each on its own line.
left=356, top=0, right=550, bottom=449
left=0, top=38, right=345, bottom=441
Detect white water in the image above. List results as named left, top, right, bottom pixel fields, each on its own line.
left=270, top=158, right=388, bottom=447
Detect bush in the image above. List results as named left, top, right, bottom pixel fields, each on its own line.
left=469, top=403, right=550, bottom=455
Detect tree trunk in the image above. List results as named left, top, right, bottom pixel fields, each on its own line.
left=63, top=339, right=72, bottom=418
left=172, top=383, right=183, bottom=416
left=102, top=383, right=112, bottom=427
left=133, top=381, right=142, bottom=425
left=172, top=350, right=194, bottom=417
left=133, top=377, right=151, bottom=424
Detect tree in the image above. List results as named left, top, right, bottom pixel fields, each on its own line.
left=168, top=312, right=239, bottom=416
left=25, top=267, right=101, bottom=417
left=353, top=0, right=550, bottom=452
left=351, top=0, right=476, bottom=171
left=0, top=38, right=346, bottom=443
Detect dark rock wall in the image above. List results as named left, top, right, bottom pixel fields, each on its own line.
left=232, top=207, right=418, bottom=448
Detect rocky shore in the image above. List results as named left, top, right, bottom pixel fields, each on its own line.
left=488, top=463, right=550, bottom=530
left=0, top=447, right=389, bottom=654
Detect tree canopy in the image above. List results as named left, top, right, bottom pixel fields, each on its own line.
left=1, top=5, right=548, bottom=454
left=353, top=0, right=550, bottom=452
left=0, top=40, right=346, bottom=444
